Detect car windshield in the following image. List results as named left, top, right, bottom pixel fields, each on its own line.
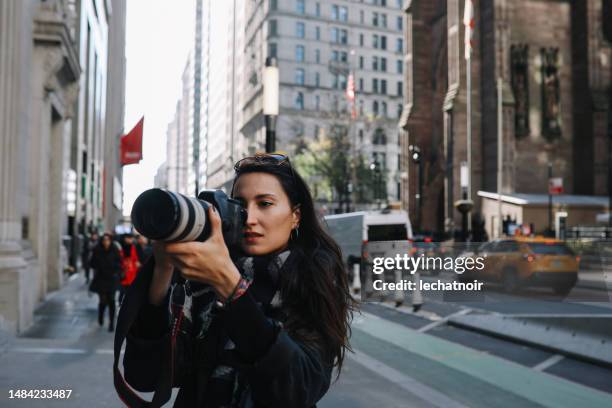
left=528, top=243, right=573, bottom=255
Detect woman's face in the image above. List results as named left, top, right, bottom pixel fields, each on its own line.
left=232, top=172, right=301, bottom=256
left=102, top=236, right=111, bottom=250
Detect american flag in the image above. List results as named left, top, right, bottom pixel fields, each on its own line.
left=346, top=72, right=357, bottom=119
left=463, top=0, right=474, bottom=60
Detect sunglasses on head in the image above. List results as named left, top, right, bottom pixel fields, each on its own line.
left=233, top=153, right=291, bottom=171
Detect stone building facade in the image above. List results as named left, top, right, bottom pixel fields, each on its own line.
left=400, top=0, right=612, bottom=237
left=0, top=0, right=126, bottom=333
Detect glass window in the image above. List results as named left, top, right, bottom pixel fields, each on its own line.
left=315, top=49, right=320, bottom=63
left=359, top=56, right=364, bottom=69
left=360, top=10, right=364, bottom=23
left=359, top=78, right=364, bottom=91
left=315, top=26, right=321, bottom=40
left=381, top=57, right=387, bottom=72
left=295, top=92, right=304, bottom=109
left=372, top=12, right=379, bottom=26
left=296, top=45, right=305, bottom=62
left=381, top=101, right=387, bottom=116
left=268, top=43, right=277, bottom=58
left=373, top=34, right=379, bottom=48
left=315, top=72, right=320, bottom=86
left=332, top=5, right=339, bottom=20
left=315, top=95, right=320, bottom=110
left=270, top=0, right=278, bottom=11
left=334, top=74, right=347, bottom=89
left=296, top=22, right=305, bottom=38
left=381, top=14, right=387, bottom=28
left=373, top=100, right=379, bottom=115
left=373, top=128, right=387, bottom=144
left=359, top=128, right=364, bottom=142
left=381, top=35, right=387, bottom=50
left=396, top=38, right=403, bottom=52
left=372, top=78, right=379, bottom=93
left=372, top=56, right=379, bottom=71
left=359, top=33, right=364, bottom=46
left=269, top=20, right=278, bottom=36
left=339, top=6, right=348, bottom=21
left=381, top=0, right=387, bottom=6
left=397, top=59, right=403, bottom=73
left=297, top=0, right=305, bottom=14
left=397, top=16, right=403, bottom=30
left=340, top=29, right=348, bottom=44
left=316, top=2, right=321, bottom=16
left=397, top=103, right=403, bottom=118
left=359, top=99, right=364, bottom=115
left=295, top=68, right=305, bottom=85
left=397, top=81, right=403, bottom=96
left=381, top=79, right=387, bottom=94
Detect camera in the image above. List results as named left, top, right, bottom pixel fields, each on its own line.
left=131, top=188, right=247, bottom=248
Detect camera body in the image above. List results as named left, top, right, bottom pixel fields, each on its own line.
left=131, top=188, right=247, bottom=248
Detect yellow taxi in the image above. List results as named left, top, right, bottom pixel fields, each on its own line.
left=463, top=237, right=579, bottom=295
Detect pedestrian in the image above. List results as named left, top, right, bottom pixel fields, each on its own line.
left=89, top=233, right=121, bottom=332
left=81, top=231, right=98, bottom=284
left=118, top=153, right=356, bottom=407
left=135, top=234, right=152, bottom=264
left=119, top=233, right=140, bottom=303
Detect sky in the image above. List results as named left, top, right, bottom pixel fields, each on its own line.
left=122, top=0, right=195, bottom=216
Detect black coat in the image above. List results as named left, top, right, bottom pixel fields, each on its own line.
left=89, top=244, right=122, bottom=293
left=120, top=257, right=333, bottom=408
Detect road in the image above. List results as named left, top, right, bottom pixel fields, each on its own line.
left=1, top=273, right=612, bottom=407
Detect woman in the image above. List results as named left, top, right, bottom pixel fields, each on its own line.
left=122, top=154, right=356, bottom=407
left=90, top=233, right=122, bottom=332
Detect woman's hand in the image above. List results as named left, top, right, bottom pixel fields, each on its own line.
left=158, top=206, right=241, bottom=300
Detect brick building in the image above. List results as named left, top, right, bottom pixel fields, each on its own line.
left=399, top=0, right=612, bottom=237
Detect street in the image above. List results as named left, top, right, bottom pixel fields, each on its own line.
left=1, top=272, right=612, bottom=407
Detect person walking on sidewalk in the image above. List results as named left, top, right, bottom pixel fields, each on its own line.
left=90, top=233, right=122, bottom=332
left=119, top=233, right=141, bottom=303
left=81, top=232, right=98, bottom=284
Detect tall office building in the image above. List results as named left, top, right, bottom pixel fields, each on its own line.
left=238, top=0, right=406, bottom=204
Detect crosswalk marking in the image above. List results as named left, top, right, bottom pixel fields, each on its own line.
left=533, top=354, right=565, bottom=371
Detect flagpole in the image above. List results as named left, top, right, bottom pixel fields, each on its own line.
left=497, top=77, right=503, bottom=238
left=464, top=0, right=474, bottom=241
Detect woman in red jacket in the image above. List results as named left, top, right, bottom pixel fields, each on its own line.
left=119, top=233, right=141, bottom=303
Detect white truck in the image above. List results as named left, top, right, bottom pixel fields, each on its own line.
left=324, top=210, right=422, bottom=308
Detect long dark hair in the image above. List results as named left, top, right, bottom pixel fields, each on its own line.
left=232, top=156, right=357, bottom=377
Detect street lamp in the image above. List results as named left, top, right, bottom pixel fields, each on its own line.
left=408, top=145, right=423, bottom=233
left=263, top=57, right=279, bottom=153
left=455, top=161, right=474, bottom=242
left=370, top=161, right=381, bottom=209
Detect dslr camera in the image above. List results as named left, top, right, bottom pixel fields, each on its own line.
left=131, top=188, right=247, bottom=248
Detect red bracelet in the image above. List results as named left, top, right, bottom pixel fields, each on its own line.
left=224, top=277, right=252, bottom=306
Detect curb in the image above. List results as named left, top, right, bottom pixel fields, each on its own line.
left=447, top=313, right=612, bottom=368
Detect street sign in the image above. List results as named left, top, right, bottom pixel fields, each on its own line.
left=549, top=177, right=563, bottom=194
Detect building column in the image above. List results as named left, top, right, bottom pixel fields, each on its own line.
left=0, top=0, right=28, bottom=333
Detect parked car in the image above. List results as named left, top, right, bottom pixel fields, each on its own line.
left=459, top=237, right=579, bottom=295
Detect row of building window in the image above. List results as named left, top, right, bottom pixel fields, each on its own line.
left=270, top=20, right=404, bottom=53
left=272, top=0, right=403, bottom=25
left=293, top=69, right=402, bottom=96
left=293, top=92, right=403, bottom=119
left=269, top=43, right=404, bottom=69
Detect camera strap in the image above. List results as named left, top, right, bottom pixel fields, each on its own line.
left=113, top=259, right=176, bottom=408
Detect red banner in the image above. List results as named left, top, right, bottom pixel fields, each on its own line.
left=120, top=117, right=144, bottom=166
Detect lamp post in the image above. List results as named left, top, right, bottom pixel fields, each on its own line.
left=263, top=57, right=279, bottom=153
left=409, top=145, right=423, bottom=233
